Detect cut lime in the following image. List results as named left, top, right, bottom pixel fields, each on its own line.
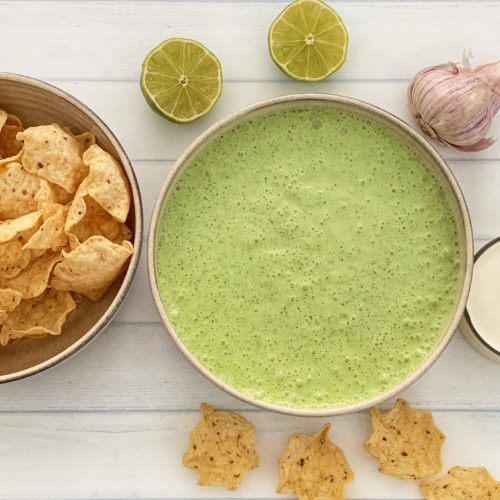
left=268, top=0, right=348, bottom=81
left=141, top=38, right=223, bottom=123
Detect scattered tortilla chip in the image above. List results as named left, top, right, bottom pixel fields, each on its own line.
left=421, top=466, right=500, bottom=499
left=0, top=288, right=23, bottom=323
left=51, top=236, right=132, bottom=301
left=0, top=288, right=76, bottom=346
left=66, top=195, right=132, bottom=249
left=365, top=399, right=445, bottom=480
left=0, top=211, right=41, bottom=243
left=0, top=162, right=42, bottom=219
left=81, top=144, right=131, bottom=222
left=1, top=251, right=62, bottom=299
left=277, top=424, right=354, bottom=500
left=0, top=240, right=31, bottom=279
left=182, top=403, right=259, bottom=491
left=23, top=205, right=68, bottom=251
left=17, top=124, right=87, bottom=193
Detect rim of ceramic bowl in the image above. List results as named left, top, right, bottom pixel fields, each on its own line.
left=148, top=93, right=473, bottom=416
left=0, top=72, right=143, bottom=383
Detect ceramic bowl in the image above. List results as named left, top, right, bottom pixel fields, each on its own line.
left=0, top=73, right=143, bottom=383
left=149, top=94, right=473, bottom=416
left=460, top=237, right=500, bottom=364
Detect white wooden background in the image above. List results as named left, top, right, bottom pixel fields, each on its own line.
left=1, top=1, right=500, bottom=499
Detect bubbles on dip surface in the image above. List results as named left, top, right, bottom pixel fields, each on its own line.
left=156, top=104, right=462, bottom=409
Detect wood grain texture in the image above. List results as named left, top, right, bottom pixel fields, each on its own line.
left=46, top=81, right=500, bottom=161
left=1, top=322, right=499, bottom=413
left=1, top=411, right=499, bottom=499
left=0, top=1, right=498, bottom=82
left=0, top=0, right=500, bottom=498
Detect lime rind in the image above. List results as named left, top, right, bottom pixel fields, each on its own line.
left=268, top=0, right=348, bottom=82
left=140, top=38, right=223, bottom=123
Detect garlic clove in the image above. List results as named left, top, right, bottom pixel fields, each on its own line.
left=408, top=55, right=500, bottom=152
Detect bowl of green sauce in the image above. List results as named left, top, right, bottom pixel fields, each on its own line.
left=148, top=94, right=473, bottom=416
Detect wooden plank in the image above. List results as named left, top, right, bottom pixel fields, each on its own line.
left=0, top=410, right=498, bottom=499
left=45, top=80, right=500, bottom=161
left=1, top=321, right=499, bottom=413
left=0, top=1, right=498, bottom=83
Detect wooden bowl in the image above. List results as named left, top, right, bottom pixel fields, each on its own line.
left=0, top=73, right=143, bottom=383
left=148, top=94, right=473, bottom=416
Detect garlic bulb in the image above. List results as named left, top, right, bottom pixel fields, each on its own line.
left=408, top=52, right=500, bottom=152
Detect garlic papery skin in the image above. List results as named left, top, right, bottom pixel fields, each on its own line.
left=408, top=56, right=500, bottom=152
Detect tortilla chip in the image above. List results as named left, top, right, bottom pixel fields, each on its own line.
left=3, top=111, right=23, bottom=129
left=421, top=466, right=500, bottom=499
left=0, top=288, right=23, bottom=323
left=277, top=424, right=354, bottom=500
left=0, top=162, right=42, bottom=219
left=0, top=115, right=23, bottom=159
left=0, top=211, right=42, bottom=243
left=51, top=236, right=132, bottom=301
left=74, top=131, right=96, bottom=150
left=0, top=288, right=76, bottom=346
left=365, top=399, right=445, bottom=480
left=35, top=180, right=58, bottom=209
left=0, top=111, right=7, bottom=130
left=0, top=148, right=23, bottom=167
left=182, top=403, right=259, bottom=491
left=81, top=144, right=130, bottom=222
left=17, top=124, right=87, bottom=194
left=0, top=240, right=31, bottom=279
left=23, top=205, right=68, bottom=251
left=1, top=251, right=62, bottom=299
left=66, top=195, right=132, bottom=249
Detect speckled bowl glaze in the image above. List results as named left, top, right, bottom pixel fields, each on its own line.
left=0, top=73, right=143, bottom=383
left=149, top=94, right=473, bottom=416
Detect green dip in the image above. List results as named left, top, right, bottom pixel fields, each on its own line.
left=155, top=103, right=462, bottom=409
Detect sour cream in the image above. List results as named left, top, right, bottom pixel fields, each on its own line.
left=461, top=238, right=500, bottom=362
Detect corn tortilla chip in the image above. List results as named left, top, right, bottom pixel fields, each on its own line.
left=182, top=403, right=259, bottom=491
left=17, top=124, right=87, bottom=194
left=74, top=131, right=96, bottom=150
left=0, top=111, right=7, bottom=130
left=66, top=195, right=132, bottom=249
left=0, top=288, right=23, bottom=323
left=0, top=148, right=23, bottom=167
left=0, top=162, right=43, bottom=220
left=421, top=466, right=500, bottom=499
left=35, top=180, right=58, bottom=209
left=81, top=144, right=130, bottom=222
left=1, top=251, right=62, bottom=299
left=0, top=240, right=31, bottom=279
left=277, top=424, right=354, bottom=500
left=23, top=205, right=68, bottom=251
left=0, top=211, right=42, bottom=243
left=365, top=399, right=445, bottom=480
left=3, top=112, right=23, bottom=129
left=0, top=113, right=23, bottom=159
left=51, top=236, right=132, bottom=301
left=0, top=288, right=76, bottom=346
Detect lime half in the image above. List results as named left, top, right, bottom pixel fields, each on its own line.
left=268, top=0, right=348, bottom=81
left=141, top=38, right=223, bottom=123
